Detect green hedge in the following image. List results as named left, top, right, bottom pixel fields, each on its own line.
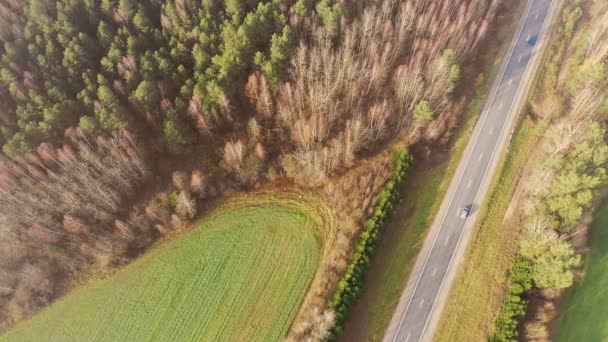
left=329, top=149, right=413, bottom=338
left=490, top=256, right=533, bottom=342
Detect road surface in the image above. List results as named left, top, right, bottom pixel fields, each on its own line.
left=384, top=0, right=555, bottom=341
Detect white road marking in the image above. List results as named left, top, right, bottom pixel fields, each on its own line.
left=499, top=103, right=504, bottom=110
left=419, top=299, right=424, bottom=308
left=405, top=332, right=411, bottom=342
left=467, top=180, right=472, bottom=189
left=390, top=1, right=549, bottom=339
left=432, top=266, right=438, bottom=276
left=489, top=126, right=494, bottom=135
left=519, top=54, right=523, bottom=62
left=478, top=153, right=484, bottom=160
left=444, top=235, right=450, bottom=246
left=536, top=12, right=539, bottom=19
left=508, top=79, right=513, bottom=86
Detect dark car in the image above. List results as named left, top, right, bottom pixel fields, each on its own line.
left=527, top=35, right=538, bottom=46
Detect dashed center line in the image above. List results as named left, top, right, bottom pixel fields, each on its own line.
left=388, top=2, right=553, bottom=340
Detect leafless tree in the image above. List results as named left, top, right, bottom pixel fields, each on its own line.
left=176, top=190, right=196, bottom=220
left=585, top=9, right=608, bottom=63
left=222, top=139, right=245, bottom=171
left=172, top=171, right=188, bottom=190
left=190, top=170, right=207, bottom=198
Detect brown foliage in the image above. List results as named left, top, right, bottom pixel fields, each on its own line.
left=246, top=72, right=275, bottom=118
left=172, top=170, right=188, bottom=190
left=190, top=170, right=207, bottom=198
left=175, top=190, right=196, bottom=220
left=222, top=139, right=245, bottom=171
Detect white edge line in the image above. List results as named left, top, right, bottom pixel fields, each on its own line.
left=390, top=1, right=537, bottom=339
left=416, top=1, right=554, bottom=341
left=389, top=1, right=536, bottom=340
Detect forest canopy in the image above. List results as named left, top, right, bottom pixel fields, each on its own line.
left=0, top=0, right=503, bottom=337
left=0, top=0, right=291, bottom=155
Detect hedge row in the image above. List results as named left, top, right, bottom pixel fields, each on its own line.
left=490, top=256, right=533, bottom=342
left=329, top=149, right=413, bottom=338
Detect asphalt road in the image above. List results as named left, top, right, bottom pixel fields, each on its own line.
left=384, top=0, right=554, bottom=341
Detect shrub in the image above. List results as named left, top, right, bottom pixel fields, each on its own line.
left=169, top=191, right=179, bottom=209
left=328, top=149, right=413, bottom=337
left=490, top=257, right=533, bottom=342
left=413, top=101, right=434, bottom=127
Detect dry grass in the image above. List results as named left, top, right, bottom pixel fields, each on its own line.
left=434, top=117, right=547, bottom=341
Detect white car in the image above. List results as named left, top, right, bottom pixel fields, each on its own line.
left=460, top=206, right=471, bottom=219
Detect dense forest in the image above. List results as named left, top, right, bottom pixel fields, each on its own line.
left=0, top=0, right=503, bottom=336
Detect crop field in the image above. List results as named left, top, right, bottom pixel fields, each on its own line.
left=555, top=201, right=608, bottom=342
left=3, top=194, right=327, bottom=341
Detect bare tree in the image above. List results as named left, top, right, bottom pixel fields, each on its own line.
left=176, top=190, right=196, bottom=220
left=222, top=140, right=245, bottom=171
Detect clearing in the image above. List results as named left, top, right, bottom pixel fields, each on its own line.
left=3, top=194, right=327, bottom=341
left=555, top=201, right=608, bottom=342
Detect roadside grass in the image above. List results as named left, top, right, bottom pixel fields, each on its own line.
left=355, top=90, right=486, bottom=342
left=2, top=194, right=327, bottom=342
left=434, top=116, right=547, bottom=341
left=336, top=5, right=530, bottom=338
left=335, top=3, right=531, bottom=339
left=555, top=201, right=608, bottom=342
left=340, top=165, right=443, bottom=341
left=337, top=31, right=515, bottom=341
left=434, top=1, right=588, bottom=339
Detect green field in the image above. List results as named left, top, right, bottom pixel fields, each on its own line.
left=3, top=195, right=327, bottom=341
left=555, top=201, right=608, bottom=342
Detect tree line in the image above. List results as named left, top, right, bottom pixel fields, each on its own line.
left=0, top=0, right=504, bottom=336
left=491, top=2, right=608, bottom=340
left=329, top=148, right=412, bottom=339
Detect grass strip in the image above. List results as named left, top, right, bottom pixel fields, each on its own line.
left=434, top=116, right=547, bottom=341
left=329, top=149, right=413, bottom=338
